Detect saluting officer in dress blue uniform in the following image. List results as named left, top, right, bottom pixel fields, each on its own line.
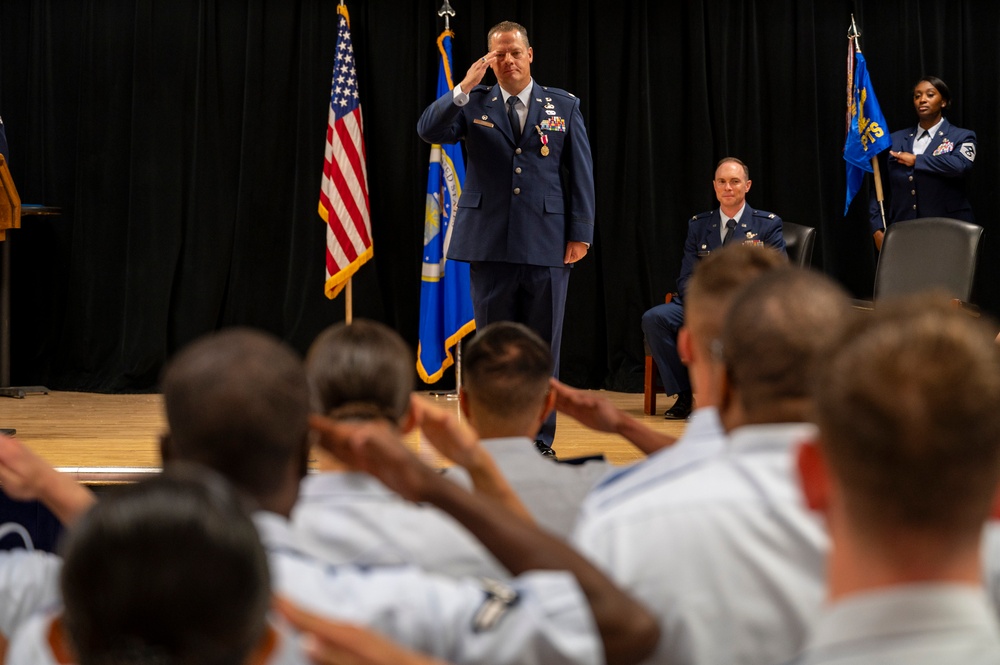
left=642, top=158, right=785, bottom=419
left=417, top=21, right=595, bottom=452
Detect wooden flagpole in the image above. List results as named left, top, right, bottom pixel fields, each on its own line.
left=850, top=15, right=887, bottom=232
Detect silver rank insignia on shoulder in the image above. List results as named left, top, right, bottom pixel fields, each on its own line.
left=768, top=213, right=776, bottom=219
left=472, top=578, right=520, bottom=632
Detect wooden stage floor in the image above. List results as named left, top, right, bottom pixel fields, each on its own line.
left=1, top=390, right=688, bottom=477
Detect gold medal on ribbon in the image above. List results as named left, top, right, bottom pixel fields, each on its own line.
left=534, top=125, right=550, bottom=157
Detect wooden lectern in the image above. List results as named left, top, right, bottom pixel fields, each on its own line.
left=0, top=154, right=20, bottom=240
left=0, top=154, right=53, bottom=407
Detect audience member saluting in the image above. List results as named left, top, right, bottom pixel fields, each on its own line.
left=159, top=328, right=659, bottom=665
left=444, top=321, right=613, bottom=537
left=578, top=267, right=852, bottom=665
left=567, top=244, right=787, bottom=513
left=292, top=319, right=509, bottom=579
left=5, top=465, right=304, bottom=665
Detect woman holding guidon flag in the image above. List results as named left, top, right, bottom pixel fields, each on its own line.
left=870, top=76, right=977, bottom=250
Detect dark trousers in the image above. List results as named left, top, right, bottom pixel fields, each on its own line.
left=469, top=261, right=571, bottom=447
left=641, top=300, right=690, bottom=396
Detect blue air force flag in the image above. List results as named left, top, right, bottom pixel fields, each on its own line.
left=417, top=31, right=475, bottom=384
left=844, top=52, right=891, bottom=214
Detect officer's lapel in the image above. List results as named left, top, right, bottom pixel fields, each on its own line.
left=707, top=209, right=724, bottom=250
left=485, top=85, right=516, bottom=145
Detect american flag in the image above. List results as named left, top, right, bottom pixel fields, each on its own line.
left=319, top=3, right=372, bottom=299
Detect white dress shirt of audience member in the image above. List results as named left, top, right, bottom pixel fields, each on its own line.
left=291, top=319, right=507, bottom=580
left=0, top=432, right=100, bottom=651
left=565, top=243, right=789, bottom=528
left=6, top=465, right=308, bottom=665
left=789, top=298, right=1000, bottom=665
left=157, top=328, right=660, bottom=665
left=0, top=527, right=62, bottom=650
left=574, top=266, right=855, bottom=665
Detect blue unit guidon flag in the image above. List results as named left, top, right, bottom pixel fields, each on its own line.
left=417, top=30, right=475, bottom=383
left=843, top=50, right=891, bottom=214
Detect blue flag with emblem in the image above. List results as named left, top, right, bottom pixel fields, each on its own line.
left=417, top=30, right=475, bottom=384
left=844, top=51, right=891, bottom=214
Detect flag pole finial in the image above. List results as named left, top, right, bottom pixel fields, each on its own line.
left=848, top=14, right=861, bottom=52
left=438, top=0, right=455, bottom=31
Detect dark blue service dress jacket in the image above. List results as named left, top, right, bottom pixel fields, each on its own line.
left=870, top=118, right=976, bottom=233
left=676, top=205, right=785, bottom=299
left=417, top=81, right=595, bottom=267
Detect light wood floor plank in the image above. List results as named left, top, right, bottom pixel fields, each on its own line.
left=1, top=390, right=688, bottom=471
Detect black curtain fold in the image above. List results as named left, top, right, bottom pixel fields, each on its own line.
left=1, top=0, right=997, bottom=394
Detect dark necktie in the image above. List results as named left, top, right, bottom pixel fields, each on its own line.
left=722, top=218, right=738, bottom=245
left=507, top=96, right=521, bottom=141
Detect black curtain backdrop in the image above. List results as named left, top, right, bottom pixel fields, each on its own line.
left=0, top=0, right=997, bottom=393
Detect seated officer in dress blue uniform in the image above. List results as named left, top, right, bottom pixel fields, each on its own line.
left=642, top=157, right=785, bottom=419
left=795, top=299, right=1000, bottom=664
left=417, top=21, right=595, bottom=452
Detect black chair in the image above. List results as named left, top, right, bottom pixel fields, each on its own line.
left=856, top=216, right=984, bottom=310
left=781, top=220, right=817, bottom=267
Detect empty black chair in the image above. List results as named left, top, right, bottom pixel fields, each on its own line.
left=873, top=217, right=983, bottom=302
left=852, top=217, right=984, bottom=313
left=781, top=220, right=817, bottom=268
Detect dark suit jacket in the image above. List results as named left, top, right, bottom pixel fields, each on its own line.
left=676, top=205, right=786, bottom=298
left=417, top=80, right=595, bottom=267
left=870, top=118, right=977, bottom=233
